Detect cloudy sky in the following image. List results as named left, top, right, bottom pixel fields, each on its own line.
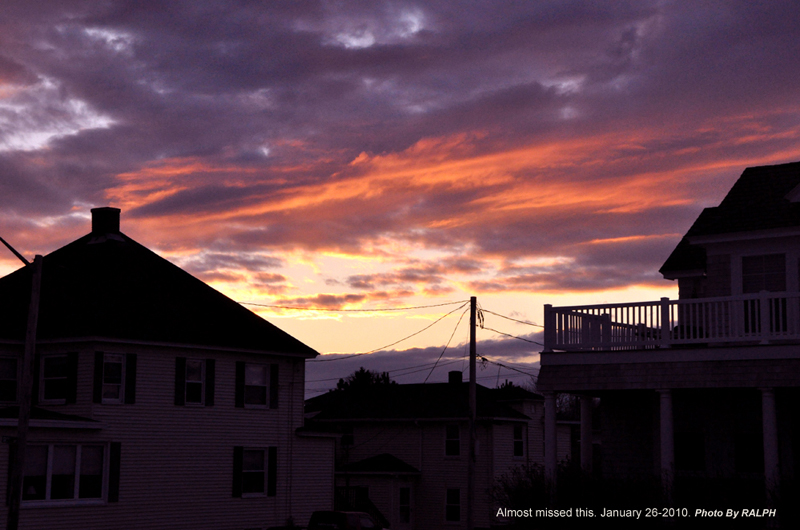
left=3, top=1, right=800, bottom=393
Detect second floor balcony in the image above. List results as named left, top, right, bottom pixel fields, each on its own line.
left=543, top=292, right=800, bottom=352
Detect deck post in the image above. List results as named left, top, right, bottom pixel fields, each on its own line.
left=658, top=389, right=674, bottom=505
left=760, top=291, right=771, bottom=343
left=761, top=388, right=780, bottom=500
left=543, top=305, right=555, bottom=352
left=544, top=392, right=557, bottom=502
left=660, top=298, right=671, bottom=348
left=580, top=396, right=593, bottom=474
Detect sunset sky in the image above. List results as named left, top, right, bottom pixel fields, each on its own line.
left=3, top=1, right=800, bottom=394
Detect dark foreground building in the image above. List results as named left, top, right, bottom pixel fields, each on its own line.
left=0, top=208, right=334, bottom=529
left=538, top=161, right=800, bottom=521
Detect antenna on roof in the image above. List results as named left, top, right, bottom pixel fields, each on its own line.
left=0, top=236, right=30, bottom=265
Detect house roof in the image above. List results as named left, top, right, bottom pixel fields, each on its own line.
left=337, top=453, right=420, bottom=474
left=305, top=381, right=538, bottom=421
left=661, top=161, right=800, bottom=278
left=0, top=208, right=317, bottom=357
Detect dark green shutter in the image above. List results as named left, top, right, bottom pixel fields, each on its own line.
left=65, top=352, right=79, bottom=404
left=108, top=442, right=121, bottom=502
left=232, top=446, right=243, bottom=497
left=267, top=446, right=277, bottom=496
left=269, top=364, right=279, bottom=409
left=235, top=362, right=245, bottom=408
left=174, top=357, right=186, bottom=406
left=93, top=352, right=104, bottom=404
left=124, top=354, right=137, bottom=404
left=205, top=359, right=215, bottom=407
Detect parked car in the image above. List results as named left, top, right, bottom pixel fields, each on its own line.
left=307, top=511, right=384, bottom=530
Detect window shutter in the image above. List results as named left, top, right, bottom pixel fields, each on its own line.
left=267, top=446, right=277, bottom=497
left=124, top=354, right=137, bottom=404
left=269, top=364, right=279, bottom=409
left=174, top=357, right=186, bottom=406
left=232, top=446, right=243, bottom=497
left=5, top=439, right=16, bottom=506
left=31, top=355, right=39, bottom=405
left=65, top=352, right=79, bottom=404
left=108, top=442, right=121, bottom=502
left=205, top=359, right=215, bottom=407
left=235, top=362, right=245, bottom=408
left=93, top=352, right=104, bottom=404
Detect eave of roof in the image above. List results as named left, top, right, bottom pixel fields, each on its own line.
left=0, top=228, right=317, bottom=357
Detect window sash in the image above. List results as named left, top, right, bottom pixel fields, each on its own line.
left=0, top=357, right=18, bottom=402
left=22, top=444, right=106, bottom=502
left=445, top=488, right=460, bottom=522
left=244, top=364, right=268, bottom=406
left=242, top=449, right=265, bottom=495
left=185, top=359, right=205, bottom=405
left=102, top=354, right=125, bottom=403
left=41, top=355, right=68, bottom=402
left=445, top=425, right=460, bottom=456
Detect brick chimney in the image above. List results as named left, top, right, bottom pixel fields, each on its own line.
left=91, top=207, right=121, bottom=234
left=448, top=371, right=463, bottom=384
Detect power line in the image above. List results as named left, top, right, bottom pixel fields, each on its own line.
left=424, top=306, right=470, bottom=383
left=480, top=325, right=543, bottom=345
left=478, top=354, right=539, bottom=380
left=481, top=309, right=543, bottom=328
left=241, top=300, right=468, bottom=312
left=308, top=301, right=471, bottom=362
left=306, top=358, right=463, bottom=384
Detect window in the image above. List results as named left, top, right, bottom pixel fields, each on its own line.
left=94, top=353, right=137, bottom=405
left=445, top=425, right=460, bottom=456
left=445, top=488, right=460, bottom=522
left=242, top=449, right=265, bottom=494
left=742, top=254, right=786, bottom=293
left=185, top=359, right=204, bottom=404
left=233, top=446, right=277, bottom=497
left=0, top=357, right=17, bottom=402
left=42, top=355, right=67, bottom=402
left=399, top=486, right=411, bottom=523
left=174, top=357, right=215, bottom=406
left=513, top=424, right=525, bottom=457
left=245, top=365, right=267, bottom=406
left=38, top=354, right=78, bottom=404
left=235, top=362, right=278, bottom=408
left=103, top=354, right=124, bottom=403
left=22, top=444, right=109, bottom=503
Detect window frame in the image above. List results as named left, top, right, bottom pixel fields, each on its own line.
left=399, top=486, right=411, bottom=524
left=21, top=443, right=109, bottom=507
left=184, top=358, right=205, bottom=406
left=100, top=353, right=125, bottom=405
left=0, top=356, right=18, bottom=403
left=445, top=425, right=460, bottom=457
left=244, top=363, right=269, bottom=408
left=445, top=488, right=460, bottom=522
left=39, top=354, right=69, bottom=404
left=513, top=424, right=525, bottom=458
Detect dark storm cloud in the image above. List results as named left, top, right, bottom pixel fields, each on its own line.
left=3, top=0, right=800, bottom=298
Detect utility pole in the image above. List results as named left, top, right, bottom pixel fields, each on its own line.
left=467, top=296, right=476, bottom=530
left=6, top=254, right=42, bottom=530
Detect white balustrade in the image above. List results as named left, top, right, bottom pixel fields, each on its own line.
left=543, top=292, right=800, bottom=352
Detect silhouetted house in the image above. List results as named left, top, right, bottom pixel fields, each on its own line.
left=538, top=161, right=800, bottom=506
left=305, top=372, right=570, bottom=530
left=0, top=208, right=334, bottom=529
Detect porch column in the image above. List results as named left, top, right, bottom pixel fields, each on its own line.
left=544, top=392, right=557, bottom=498
left=761, top=388, right=780, bottom=496
left=657, top=389, right=674, bottom=504
left=580, top=396, right=593, bottom=473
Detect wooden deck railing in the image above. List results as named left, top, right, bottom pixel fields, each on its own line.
left=543, top=292, right=800, bottom=352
